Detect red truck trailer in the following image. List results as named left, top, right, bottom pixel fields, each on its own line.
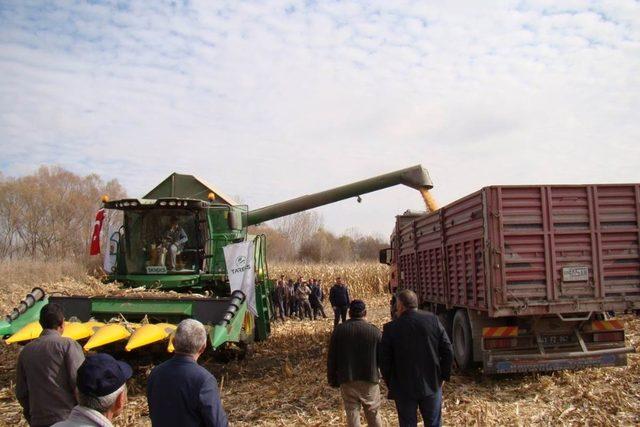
left=381, top=184, right=639, bottom=374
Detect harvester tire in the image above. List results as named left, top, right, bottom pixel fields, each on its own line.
left=452, top=309, right=473, bottom=371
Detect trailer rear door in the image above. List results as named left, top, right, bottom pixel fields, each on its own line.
left=489, top=184, right=640, bottom=315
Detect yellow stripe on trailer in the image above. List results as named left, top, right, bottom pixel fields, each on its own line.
left=483, top=326, right=518, bottom=337
left=592, top=320, right=624, bottom=331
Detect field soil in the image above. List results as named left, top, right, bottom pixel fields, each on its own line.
left=0, top=263, right=639, bottom=426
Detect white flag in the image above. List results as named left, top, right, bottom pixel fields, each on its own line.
left=223, top=241, right=257, bottom=316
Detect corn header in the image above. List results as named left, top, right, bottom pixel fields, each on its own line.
left=1, top=165, right=432, bottom=356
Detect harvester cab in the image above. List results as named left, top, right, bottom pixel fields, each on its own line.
left=1, top=166, right=433, bottom=359
left=104, top=197, right=250, bottom=291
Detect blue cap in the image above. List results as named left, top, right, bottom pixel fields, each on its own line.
left=77, top=353, right=133, bottom=397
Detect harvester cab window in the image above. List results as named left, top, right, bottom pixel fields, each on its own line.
left=123, top=209, right=201, bottom=274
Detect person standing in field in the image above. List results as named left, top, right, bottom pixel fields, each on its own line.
left=16, top=303, right=85, bottom=427
left=310, top=278, right=328, bottom=319
left=273, top=276, right=287, bottom=321
left=285, top=278, right=295, bottom=318
left=379, top=290, right=453, bottom=427
left=329, top=277, right=351, bottom=327
left=296, top=279, right=313, bottom=320
left=147, top=319, right=228, bottom=427
left=327, top=300, right=382, bottom=427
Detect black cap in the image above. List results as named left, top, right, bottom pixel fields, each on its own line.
left=350, top=300, right=366, bottom=313
left=77, top=353, right=133, bottom=397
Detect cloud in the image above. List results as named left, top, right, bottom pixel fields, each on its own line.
left=0, top=0, right=639, bottom=235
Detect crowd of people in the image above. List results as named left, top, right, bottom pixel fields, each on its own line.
left=15, top=287, right=453, bottom=427
left=271, top=275, right=352, bottom=327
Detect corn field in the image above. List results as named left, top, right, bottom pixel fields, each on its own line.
left=269, top=262, right=390, bottom=299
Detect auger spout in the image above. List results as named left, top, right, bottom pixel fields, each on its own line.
left=247, top=164, right=433, bottom=225
left=211, top=290, right=247, bottom=349
left=0, top=288, right=48, bottom=338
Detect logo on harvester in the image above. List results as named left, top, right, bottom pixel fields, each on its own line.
left=231, top=255, right=251, bottom=274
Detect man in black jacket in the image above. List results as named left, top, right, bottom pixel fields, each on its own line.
left=329, top=277, right=350, bottom=327
left=327, top=300, right=382, bottom=427
left=379, top=290, right=453, bottom=427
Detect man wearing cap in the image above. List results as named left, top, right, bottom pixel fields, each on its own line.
left=53, top=353, right=132, bottom=427
left=327, top=300, right=382, bottom=427
left=147, top=318, right=228, bottom=427
left=16, top=303, right=85, bottom=427
left=379, top=290, right=453, bottom=427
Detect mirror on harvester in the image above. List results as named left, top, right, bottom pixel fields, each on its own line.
left=379, top=248, right=392, bottom=265
left=228, top=210, right=243, bottom=231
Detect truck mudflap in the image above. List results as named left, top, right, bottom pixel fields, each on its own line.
left=484, top=347, right=635, bottom=374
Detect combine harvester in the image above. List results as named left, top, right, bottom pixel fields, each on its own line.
left=1, top=165, right=433, bottom=356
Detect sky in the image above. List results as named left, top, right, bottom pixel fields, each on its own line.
left=1, top=0, right=639, bottom=237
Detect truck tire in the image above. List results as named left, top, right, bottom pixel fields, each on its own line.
left=452, top=309, right=473, bottom=370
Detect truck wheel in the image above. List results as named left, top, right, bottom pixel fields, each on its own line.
left=452, top=309, right=473, bottom=370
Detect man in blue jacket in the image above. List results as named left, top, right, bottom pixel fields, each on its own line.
left=329, top=277, right=351, bottom=327
left=379, top=290, right=453, bottom=427
left=147, top=319, right=228, bottom=427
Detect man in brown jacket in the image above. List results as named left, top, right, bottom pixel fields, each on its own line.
left=16, top=303, right=85, bottom=427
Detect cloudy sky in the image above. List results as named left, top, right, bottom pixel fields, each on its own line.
left=1, top=0, right=639, bottom=236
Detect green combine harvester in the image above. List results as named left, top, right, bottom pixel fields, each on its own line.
left=1, top=165, right=432, bottom=356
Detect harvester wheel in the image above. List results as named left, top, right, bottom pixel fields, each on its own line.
left=452, top=309, right=473, bottom=371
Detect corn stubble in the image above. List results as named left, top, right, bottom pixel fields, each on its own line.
left=0, top=262, right=638, bottom=426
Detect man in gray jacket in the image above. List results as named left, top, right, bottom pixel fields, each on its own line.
left=16, top=303, right=85, bottom=427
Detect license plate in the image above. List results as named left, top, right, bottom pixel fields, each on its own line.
left=146, top=266, right=167, bottom=274
left=540, top=334, right=572, bottom=346
left=562, top=266, right=589, bottom=282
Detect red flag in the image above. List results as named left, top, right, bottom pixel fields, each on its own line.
left=89, top=208, right=105, bottom=255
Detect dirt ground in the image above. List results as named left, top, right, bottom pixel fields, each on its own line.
left=1, top=295, right=639, bottom=427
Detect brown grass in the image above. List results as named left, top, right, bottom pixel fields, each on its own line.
left=0, top=261, right=639, bottom=426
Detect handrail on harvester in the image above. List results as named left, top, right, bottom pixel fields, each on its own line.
left=247, top=164, right=432, bottom=225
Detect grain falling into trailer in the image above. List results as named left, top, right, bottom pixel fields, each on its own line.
left=420, top=187, right=438, bottom=213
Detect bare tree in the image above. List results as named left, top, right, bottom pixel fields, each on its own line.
left=271, top=211, right=322, bottom=253
left=0, top=166, right=126, bottom=260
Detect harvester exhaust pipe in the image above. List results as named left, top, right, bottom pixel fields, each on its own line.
left=5, top=287, right=46, bottom=323
left=247, top=164, right=433, bottom=225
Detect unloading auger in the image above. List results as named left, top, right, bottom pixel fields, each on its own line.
left=1, top=165, right=433, bottom=356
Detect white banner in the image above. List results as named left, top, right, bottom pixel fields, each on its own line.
left=223, top=241, right=257, bottom=316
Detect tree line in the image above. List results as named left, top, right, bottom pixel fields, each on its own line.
left=249, top=211, right=387, bottom=263
left=0, top=166, right=386, bottom=262
left=0, top=166, right=125, bottom=259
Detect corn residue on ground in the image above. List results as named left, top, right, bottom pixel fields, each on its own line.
left=0, top=263, right=639, bottom=426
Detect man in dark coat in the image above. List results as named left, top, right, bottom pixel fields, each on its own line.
left=327, top=300, right=382, bottom=427
left=310, top=279, right=327, bottom=319
left=147, top=319, right=228, bottom=427
left=379, top=290, right=453, bottom=427
left=329, top=277, right=350, bottom=327
left=273, top=276, right=287, bottom=321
